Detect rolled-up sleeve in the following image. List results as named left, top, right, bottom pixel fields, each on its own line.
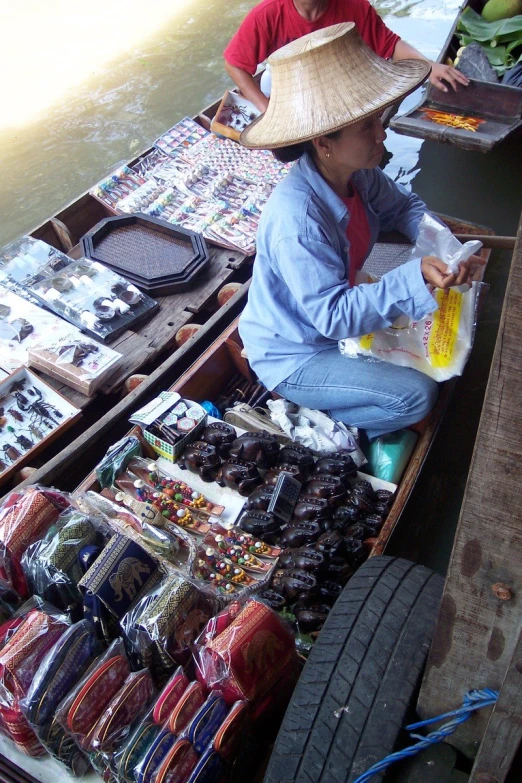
left=273, top=234, right=437, bottom=341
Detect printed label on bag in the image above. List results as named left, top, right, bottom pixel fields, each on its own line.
left=359, top=333, right=374, bottom=350
left=428, top=289, right=463, bottom=368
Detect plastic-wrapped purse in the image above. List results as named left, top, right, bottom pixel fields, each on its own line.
left=78, top=533, right=162, bottom=643
left=122, top=574, right=214, bottom=685
left=88, top=668, right=155, bottom=753
left=22, top=509, right=108, bottom=620
left=195, top=599, right=297, bottom=704
left=0, top=486, right=70, bottom=596
left=0, top=605, right=69, bottom=756
left=56, top=638, right=131, bottom=751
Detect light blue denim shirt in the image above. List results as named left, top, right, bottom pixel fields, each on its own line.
left=239, top=152, right=438, bottom=390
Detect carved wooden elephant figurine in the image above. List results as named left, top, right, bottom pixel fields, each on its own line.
left=180, top=441, right=221, bottom=482
left=228, top=431, right=280, bottom=470
left=217, top=458, right=262, bottom=496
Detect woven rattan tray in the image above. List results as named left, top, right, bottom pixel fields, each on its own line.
left=82, top=214, right=210, bottom=296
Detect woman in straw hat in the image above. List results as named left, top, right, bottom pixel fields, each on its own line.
left=238, top=24, right=482, bottom=439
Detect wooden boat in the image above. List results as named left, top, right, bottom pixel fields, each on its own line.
left=390, top=0, right=522, bottom=151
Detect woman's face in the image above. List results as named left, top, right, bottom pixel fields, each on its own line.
left=320, top=115, right=387, bottom=172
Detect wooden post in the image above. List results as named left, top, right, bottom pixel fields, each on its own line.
left=417, top=212, right=522, bottom=760
left=469, top=626, right=522, bottom=783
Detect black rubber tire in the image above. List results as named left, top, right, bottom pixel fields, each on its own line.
left=264, top=556, right=444, bottom=783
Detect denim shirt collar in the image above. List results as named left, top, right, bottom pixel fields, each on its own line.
left=297, top=152, right=370, bottom=225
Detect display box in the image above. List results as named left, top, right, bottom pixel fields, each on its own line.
left=210, top=91, right=260, bottom=142
left=0, top=367, right=81, bottom=487
left=130, top=392, right=207, bottom=462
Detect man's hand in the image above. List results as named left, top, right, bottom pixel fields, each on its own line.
left=429, top=62, right=469, bottom=92
left=421, top=255, right=485, bottom=289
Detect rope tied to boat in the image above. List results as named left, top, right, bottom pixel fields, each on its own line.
left=351, top=688, right=499, bottom=783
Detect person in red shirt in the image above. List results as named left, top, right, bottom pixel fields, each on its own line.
left=224, top=0, right=468, bottom=112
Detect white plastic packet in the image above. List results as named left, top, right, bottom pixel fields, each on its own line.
left=266, top=398, right=367, bottom=465
left=339, top=216, right=484, bottom=382
left=410, top=213, right=482, bottom=291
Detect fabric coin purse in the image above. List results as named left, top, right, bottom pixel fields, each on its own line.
left=212, top=699, right=249, bottom=759
left=198, top=599, right=297, bottom=703
left=187, top=693, right=229, bottom=755
left=118, top=721, right=161, bottom=783
left=127, top=574, right=213, bottom=682
left=185, top=746, right=223, bottom=783
left=89, top=668, right=155, bottom=751
left=134, top=728, right=177, bottom=783
left=153, top=666, right=189, bottom=725
left=22, top=619, right=100, bottom=727
left=66, top=652, right=131, bottom=745
left=79, top=533, right=159, bottom=619
left=153, top=738, right=198, bottom=783
left=0, top=702, right=45, bottom=757
left=39, top=714, right=89, bottom=775
left=0, top=609, right=68, bottom=698
left=168, top=681, right=207, bottom=735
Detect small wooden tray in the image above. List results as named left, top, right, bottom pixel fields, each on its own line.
left=0, top=367, right=81, bottom=487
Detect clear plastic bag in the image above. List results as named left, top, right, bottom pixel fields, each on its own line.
left=21, top=508, right=110, bottom=621
left=339, top=282, right=482, bottom=382
left=0, top=485, right=71, bottom=597
left=56, top=637, right=131, bottom=752
left=339, top=216, right=484, bottom=382
left=121, top=573, right=215, bottom=686
left=19, top=619, right=101, bottom=774
left=0, top=603, right=69, bottom=756
left=194, top=598, right=298, bottom=705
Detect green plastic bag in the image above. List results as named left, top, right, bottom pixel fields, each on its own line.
left=366, top=429, right=418, bottom=485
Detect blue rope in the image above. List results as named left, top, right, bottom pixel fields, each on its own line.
left=351, top=688, right=499, bottom=783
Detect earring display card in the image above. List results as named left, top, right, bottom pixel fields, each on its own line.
left=0, top=367, right=80, bottom=486
left=90, top=165, right=147, bottom=212
left=153, top=117, right=209, bottom=159
left=0, top=237, right=158, bottom=343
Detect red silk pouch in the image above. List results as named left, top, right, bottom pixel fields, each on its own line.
left=0, top=702, right=45, bottom=757
left=197, top=599, right=297, bottom=704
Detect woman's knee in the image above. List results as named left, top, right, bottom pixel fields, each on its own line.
left=404, top=372, right=439, bottom=419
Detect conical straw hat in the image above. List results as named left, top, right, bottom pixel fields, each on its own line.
left=240, top=22, right=430, bottom=149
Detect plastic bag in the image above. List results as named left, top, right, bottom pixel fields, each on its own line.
left=56, top=637, right=131, bottom=751
left=366, top=430, right=418, bottom=484
left=339, top=216, right=484, bottom=382
left=0, top=604, right=69, bottom=756
left=339, top=282, right=481, bottom=382
left=95, top=436, right=143, bottom=489
left=194, top=599, right=298, bottom=705
left=21, top=508, right=110, bottom=621
left=411, top=213, right=482, bottom=280
left=19, top=619, right=101, bottom=774
left=0, top=485, right=71, bottom=596
left=266, top=399, right=366, bottom=464
left=121, top=573, right=215, bottom=686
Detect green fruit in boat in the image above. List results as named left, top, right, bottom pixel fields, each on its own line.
left=481, top=0, right=522, bottom=22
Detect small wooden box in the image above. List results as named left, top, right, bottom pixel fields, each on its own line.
left=211, top=91, right=261, bottom=142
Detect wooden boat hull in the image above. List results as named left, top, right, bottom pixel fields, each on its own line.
left=390, top=0, right=522, bottom=151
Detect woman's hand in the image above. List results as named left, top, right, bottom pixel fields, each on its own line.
left=421, top=254, right=485, bottom=289
left=429, top=62, right=469, bottom=92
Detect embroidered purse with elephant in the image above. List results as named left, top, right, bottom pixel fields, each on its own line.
left=195, top=598, right=297, bottom=704
left=78, top=533, right=161, bottom=643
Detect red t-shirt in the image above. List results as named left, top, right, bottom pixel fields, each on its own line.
left=224, top=0, right=400, bottom=74
left=342, top=187, right=370, bottom=287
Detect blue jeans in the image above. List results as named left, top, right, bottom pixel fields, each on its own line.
left=275, top=348, right=438, bottom=439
